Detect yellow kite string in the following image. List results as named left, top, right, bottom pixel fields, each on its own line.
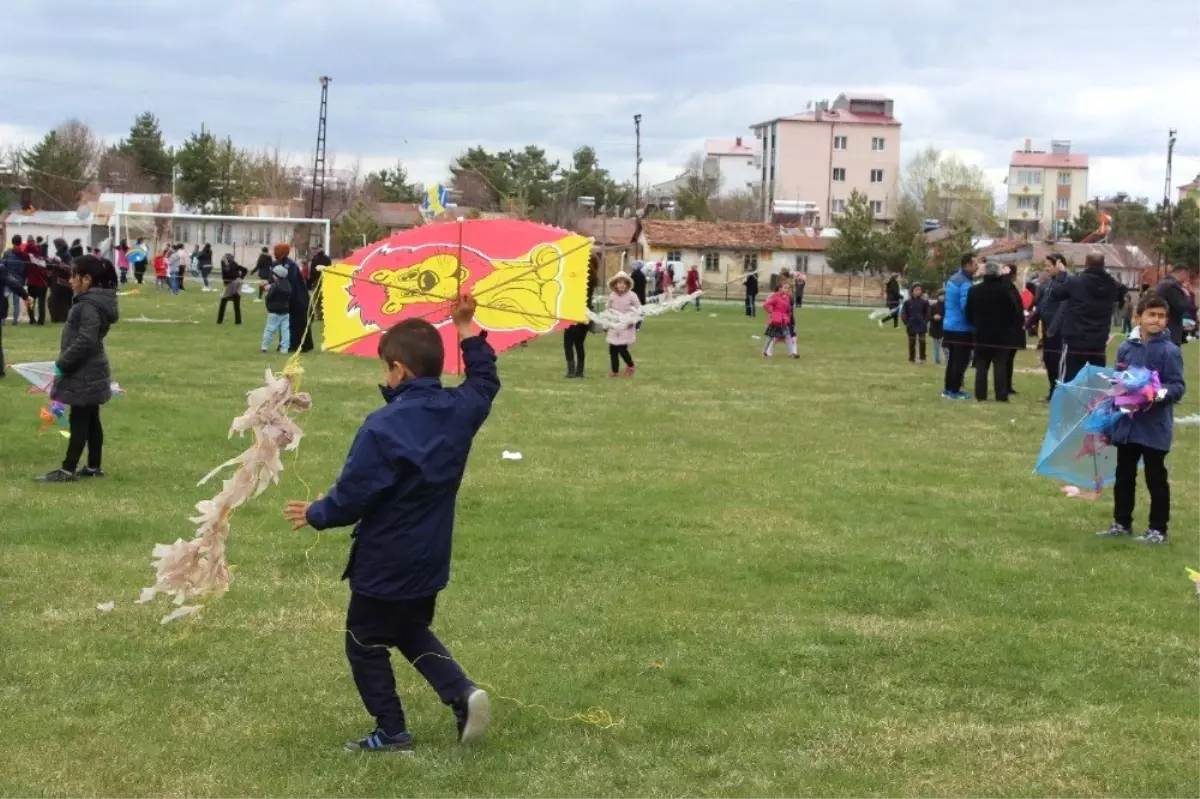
left=276, top=275, right=623, bottom=731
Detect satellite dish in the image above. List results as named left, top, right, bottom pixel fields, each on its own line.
left=76, top=205, right=92, bottom=221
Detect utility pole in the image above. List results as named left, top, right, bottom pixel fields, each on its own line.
left=308, top=76, right=331, bottom=253
left=1163, top=128, right=1177, bottom=228
left=1157, top=128, right=1177, bottom=268
left=633, top=114, right=642, bottom=213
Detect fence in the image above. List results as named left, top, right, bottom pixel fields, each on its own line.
left=705, top=272, right=888, bottom=307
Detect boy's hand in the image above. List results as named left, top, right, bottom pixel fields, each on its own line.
left=284, top=500, right=312, bottom=530
left=452, top=292, right=478, bottom=337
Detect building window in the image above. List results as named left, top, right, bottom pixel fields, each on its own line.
left=833, top=135, right=848, bottom=151
left=1058, top=172, right=1071, bottom=186
left=870, top=200, right=884, bottom=216
left=832, top=199, right=846, bottom=215
left=870, top=169, right=884, bottom=183
left=703, top=252, right=720, bottom=273
left=794, top=254, right=809, bottom=271
left=1016, top=169, right=1043, bottom=185
left=177, top=224, right=189, bottom=244
left=743, top=252, right=758, bottom=272
left=832, top=167, right=846, bottom=182
left=665, top=250, right=681, bottom=262
left=871, top=137, right=885, bottom=151
left=1057, top=197, right=1069, bottom=211
left=1017, top=196, right=1039, bottom=210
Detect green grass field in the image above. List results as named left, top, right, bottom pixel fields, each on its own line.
left=1, top=286, right=1197, bottom=798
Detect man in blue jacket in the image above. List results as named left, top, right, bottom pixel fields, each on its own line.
left=284, top=293, right=501, bottom=753
left=941, top=252, right=977, bottom=399
left=1097, top=295, right=1186, bottom=544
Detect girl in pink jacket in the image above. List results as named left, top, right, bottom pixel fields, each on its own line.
left=605, top=271, right=641, bottom=376
left=762, top=284, right=798, bottom=358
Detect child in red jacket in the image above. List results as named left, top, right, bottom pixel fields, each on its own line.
left=762, top=283, right=797, bottom=358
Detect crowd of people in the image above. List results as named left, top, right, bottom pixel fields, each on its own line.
left=883, top=251, right=1194, bottom=545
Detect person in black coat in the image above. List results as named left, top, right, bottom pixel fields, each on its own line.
left=900, top=283, right=931, bottom=363
left=1002, top=271, right=1027, bottom=395
left=564, top=255, right=599, bottom=378
left=1049, top=253, right=1121, bottom=381
left=966, top=262, right=1022, bottom=402
left=48, top=239, right=75, bottom=323
left=254, top=247, right=273, bottom=301
left=631, top=264, right=647, bottom=304
left=744, top=271, right=759, bottom=317
left=197, top=243, right=214, bottom=290
left=1155, top=265, right=1195, bottom=346
left=1032, top=255, right=1069, bottom=399
left=274, top=243, right=313, bottom=353
left=218, top=254, right=248, bottom=325
left=36, top=255, right=120, bottom=482
left=0, top=253, right=33, bottom=376
left=881, top=275, right=902, bottom=327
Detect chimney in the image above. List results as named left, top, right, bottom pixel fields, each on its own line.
left=19, top=186, right=33, bottom=211
left=735, top=136, right=742, bottom=147
left=1023, top=138, right=1032, bottom=153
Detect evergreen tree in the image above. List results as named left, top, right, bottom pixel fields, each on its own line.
left=116, top=112, right=174, bottom=192
left=826, top=191, right=881, bottom=273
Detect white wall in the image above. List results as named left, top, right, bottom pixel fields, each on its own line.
left=170, top=220, right=297, bottom=264
left=711, top=153, right=761, bottom=198
left=4, top=220, right=95, bottom=248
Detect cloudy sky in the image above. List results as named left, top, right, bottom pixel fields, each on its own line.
left=4, top=0, right=1199, bottom=207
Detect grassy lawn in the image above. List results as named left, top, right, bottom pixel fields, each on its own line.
left=1, top=287, right=1197, bottom=798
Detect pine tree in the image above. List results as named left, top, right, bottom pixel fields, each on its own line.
left=116, top=112, right=174, bottom=192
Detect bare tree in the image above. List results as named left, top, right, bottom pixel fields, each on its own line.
left=245, top=146, right=298, bottom=205
left=98, top=148, right=156, bottom=193
left=19, top=119, right=103, bottom=209
left=710, top=188, right=764, bottom=222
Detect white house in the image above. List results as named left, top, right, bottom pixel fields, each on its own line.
left=2, top=209, right=103, bottom=249
left=703, top=137, right=761, bottom=198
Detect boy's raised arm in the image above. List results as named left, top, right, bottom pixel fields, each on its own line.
left=452, top=293, right=501, bottom=410
left=305, top=427, right=396, bottom=530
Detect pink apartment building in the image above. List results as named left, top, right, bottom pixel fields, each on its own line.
left=751, top=93, right=902, bottom=225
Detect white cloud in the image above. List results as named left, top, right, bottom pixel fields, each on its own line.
left=3, top=0, right=1198, bottom=204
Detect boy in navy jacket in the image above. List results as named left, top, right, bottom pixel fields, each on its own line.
left=285, top=293, right=501, bottom=752
left=1098, top=295, right=1186, bottom=544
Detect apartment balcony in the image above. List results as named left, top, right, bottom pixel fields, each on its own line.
left=1010, top=183, right=1042, bottom=196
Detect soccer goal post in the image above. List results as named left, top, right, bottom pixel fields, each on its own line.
left=111, top=210, right=331, bottom=270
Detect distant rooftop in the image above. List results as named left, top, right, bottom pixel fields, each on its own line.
left=1010, top=151, right=1089, bottom=169
left=752, top=92, right=899, bottom=129
left=705, top=137, right=757, bottom=157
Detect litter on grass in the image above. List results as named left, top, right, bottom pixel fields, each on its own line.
left=501, top=450, right=523, bottom=461
left=96, top=601, right=115, bottom=613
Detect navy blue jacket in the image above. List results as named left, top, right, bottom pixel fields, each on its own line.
left=1111, top=332, right=1186, bottom=452
left=1049, top=266, right=1121, bottom=348
left=305, top=335, right=501, bottom=600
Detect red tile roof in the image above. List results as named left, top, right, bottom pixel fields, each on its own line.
left=573, top=216, right=637, bottom=246
left=638, top=220, right=782, bottom=250
left=780, top=233, right=827, bottom=251
left=1010, top=152, right=1089, bottom=169
left=979, top=239, right=1150, bottom=271
left=705, top=137, right=757, bottom=157
left=374, top=202, right=423, bottom=228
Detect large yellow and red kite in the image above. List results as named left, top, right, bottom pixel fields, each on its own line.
left=320, top=219, right=591, bottom=373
